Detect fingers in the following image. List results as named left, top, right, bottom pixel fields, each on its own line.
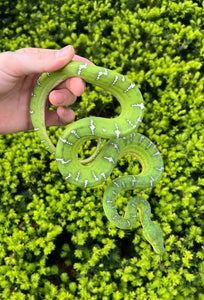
left=49, top=77, right=85, bottom=107
left=73, top=54, right=95, bottom=66
left=45, top=107, right=75, bottom=127
left=48, top=58, right=88, bottom=112
left=49, top=89, right=77, bottom=107
left=13, top=45, right=94, bottom=128
left=63, top=77, right=86, bottom=97
left=12, top=46, right=94, bottom=76
left=8, top=45, right=76, bottom=76
left=49, top=53, right=94, bottom=103
left=48, top=79, right=83, bottom=126
left=57, top=106, right=75, bottom=124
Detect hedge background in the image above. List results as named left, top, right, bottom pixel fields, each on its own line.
left=0, top=0, right=204, bottom=299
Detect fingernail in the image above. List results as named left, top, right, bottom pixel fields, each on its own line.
left=56, top=45, right=73, bottom=58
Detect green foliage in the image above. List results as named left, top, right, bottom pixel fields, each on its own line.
left=0, top=0, right=204, bottom=298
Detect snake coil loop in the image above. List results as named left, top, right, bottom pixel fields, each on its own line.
left=30, top=61, right=164, bottom=256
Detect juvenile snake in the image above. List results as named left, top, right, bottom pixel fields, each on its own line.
left=30, top=61, right=164, bottom=256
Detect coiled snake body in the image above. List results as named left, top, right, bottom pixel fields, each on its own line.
left=30, top=61, right=164, bottom=256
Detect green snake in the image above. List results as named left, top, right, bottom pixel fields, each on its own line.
left=30, top=61, right=164, bottom=256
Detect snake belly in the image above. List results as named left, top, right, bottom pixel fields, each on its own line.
left=30, top=60, right=164, bottom=255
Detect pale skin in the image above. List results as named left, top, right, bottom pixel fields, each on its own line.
left=0, top=45, right=93, bottom=135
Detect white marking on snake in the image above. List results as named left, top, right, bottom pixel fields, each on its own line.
left=127, top=119, right=136, bottom=129
left=46, top=73, right=50, bottom=77
left=34, top=128, right=39, bottom=131
left=102, top=128, right=107, bottom=132
left=121, top=75, right=125, bottom=82
left=132, top=176, right=137, bottom=186
left=100, top=173, right=107, bottom=180
left=104, top=156, right=115, bottom=164
left=122, top=182, right=126, bottom=188
left=107, top=200, right=113, bottom=204
left=71, top=130, right=80, bottom=139
left=156, top=167, right=164, bottom=171
left=78, top=63, right=88, bottom=75
left=110, top=142, right=120, bottom=153
left=139, top=135, right=145, bottom=144
left=84, top=180, right=88, bottom=188
left=126, top=220, right=131, bottom=227
left=31, top=92, right=36, bottom=97
left=75, top=170, right=81, bottom=181
left=30, top=110, right=34, bottom=114
left=137, top=117, right=142, bottom=123
left=114, top=123, right=120, bottom=138
left=132, top=103, right=145, bottom=110
left=92, top=171, right=98, bottom=181
left=153, top=151, right=160, bottom=157
left=90, top=119, right=95, bottom=135
left=124, top=83, right=135, bottom=93
left=65, top=173, right=72, bottom=180
left=60, top=137, right=73, bottom=146
left=113, top=182, right=119, bottom=188
left=132, top=203, right=136, bottom=208
left=56, top=158, right=72, bottom=165
left=112, top=191, right=117, bottom=196
left=149, top=175, right=155, bottom=187
left=41, top=140, right=45, bottom=143
left=113, top=215, right=120, bottom=219
left=130, top=132, right=136, bottom=142
left=37, top=77, right=41, bottom=86
left=96, top=68, right=108, bottom=80
left=111, top=75, right=119, bottom=86
left=147, top=142, right=153, bottom=149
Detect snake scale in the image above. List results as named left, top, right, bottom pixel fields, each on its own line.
left=30, top=61, right=164, bottom=257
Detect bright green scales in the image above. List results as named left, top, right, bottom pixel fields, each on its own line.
left=30, top=61, right=164, bottom=256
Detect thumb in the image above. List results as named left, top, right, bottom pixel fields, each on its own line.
left=3, top=45, right=75, bottom=77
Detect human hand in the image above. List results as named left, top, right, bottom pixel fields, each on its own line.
left=0, top=45, right=93, bottom=135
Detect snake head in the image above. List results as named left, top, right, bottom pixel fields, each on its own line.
left=142, top=223, right=164, bottom=256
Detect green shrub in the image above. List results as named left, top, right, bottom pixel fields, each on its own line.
left=0, top=0, right=203, bottom=299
